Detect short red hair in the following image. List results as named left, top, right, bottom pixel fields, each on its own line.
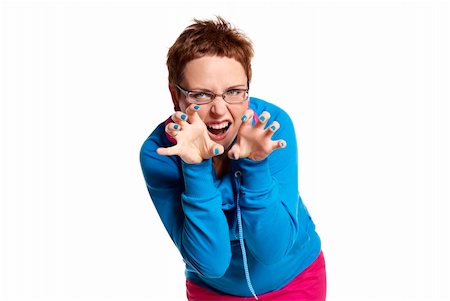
left=167, top=16, right=254, bottom=87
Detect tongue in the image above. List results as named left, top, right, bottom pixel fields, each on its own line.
left=209, top=128, right=226, bottom=135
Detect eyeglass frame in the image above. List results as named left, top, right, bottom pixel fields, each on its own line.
left=175, top=84, right=249, bottom=105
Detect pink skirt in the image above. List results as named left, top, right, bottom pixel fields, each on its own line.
left=186, top=251, right=326, bottom=301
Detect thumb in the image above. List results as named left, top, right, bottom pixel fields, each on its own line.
left=228, top=144, right=241, bottom=160
left=210, top=144, right=224, bottom=157
left=157, top=145, right=178, bottom=157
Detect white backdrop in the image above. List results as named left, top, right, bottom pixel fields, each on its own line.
left=1, top=0, right=449, bottom=300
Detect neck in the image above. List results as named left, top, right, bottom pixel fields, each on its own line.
left=212, top=153, right=230, bottom=179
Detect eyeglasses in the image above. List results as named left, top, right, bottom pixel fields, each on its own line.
left=176, top=84, right=249, bottom=105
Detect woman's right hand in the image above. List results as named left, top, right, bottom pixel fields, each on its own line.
left=156, top=105, right=224, bottom=164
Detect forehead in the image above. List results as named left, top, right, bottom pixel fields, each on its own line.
left=182, top=56, right=247, bottom=88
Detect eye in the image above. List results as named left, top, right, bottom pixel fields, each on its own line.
left=225, top=89, right=243, bottom=96
left=190, top=91, right=213, bottom=100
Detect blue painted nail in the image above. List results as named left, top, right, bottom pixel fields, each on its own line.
left=241, top=115, right=247, bottom=121
left=260, top=115, right=266, bottom=122
left=173, top=124, right=179, bottom=129
left=214, top=148, right=219, bottom=155
left=271, top=125, right=276, bottom=131
left=193, top=105, right=200, bottom=110
left=181, top=114, right=187, bottom=120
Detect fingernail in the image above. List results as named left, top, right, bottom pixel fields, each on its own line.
left=173, top=124, right=179, bottom=129
left=280, top=141, right=286, bottom=147
left=214, top=148, right=220, bottom=155
left=241, top=115, right=247, bottom=121
left=232, top=153, right=237, bottom=160
left=271, top=125, right=276, bottom=131
left=193, top=105, right=200, bottom=110
left=259, top=115, right=266, bottom=122
left=181, top=114, right=187, bottom=120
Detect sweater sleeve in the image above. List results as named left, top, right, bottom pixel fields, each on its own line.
left=139, top=130, right=231, bottom=278
left=234, top=107, right=305, bottom=265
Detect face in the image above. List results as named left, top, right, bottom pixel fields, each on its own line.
left=171, top=56, right=249, bottom=151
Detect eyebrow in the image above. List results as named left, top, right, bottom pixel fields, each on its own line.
left=189, top=84, right=248, bottom=92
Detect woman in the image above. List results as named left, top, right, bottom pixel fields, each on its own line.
left=140, top=16, right=326, bottom=300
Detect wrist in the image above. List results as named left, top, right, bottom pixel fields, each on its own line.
left=236, top=157, right=273, bottom=190
left=181, top=159, right=217, bottom=198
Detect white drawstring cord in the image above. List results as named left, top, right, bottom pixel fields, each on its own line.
left=235, top=171, right=258, bottom=300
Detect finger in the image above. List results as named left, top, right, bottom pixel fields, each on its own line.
left=277, top=139, right=287, bottom=149
left=228, top=144, right=241, bottom=160
left=272, top=139, right=287, bottom=151
left=166, top=122, right=181, bottom=132
left=255, top=111, right=270, bottom=129
left=165, top=122, right=180, bottom=138
left=240, top=109, right=254, bottom=126
left=172, top=111, right=189, bottom=124
left=185, top=104, right=200, bottom=114
left=210, top=144, right=224, bottom=157
left=266, top=121, right=280, bottom=136
left=185, top=104, right=202, bottom=122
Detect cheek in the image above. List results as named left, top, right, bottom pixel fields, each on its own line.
left=196, top=110, right=208, bottom=122
left=231, top=103, right=248, bottom=122
left=178, top=101, right=189, bottom=112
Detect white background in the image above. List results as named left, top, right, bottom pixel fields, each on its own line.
left=1, top=0, right=449, bottom=300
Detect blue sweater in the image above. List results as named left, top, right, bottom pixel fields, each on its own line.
left=140, top=97, right=321, bottom=297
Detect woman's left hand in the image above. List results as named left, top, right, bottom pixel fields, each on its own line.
left=228, top=110, right=286, bottom=161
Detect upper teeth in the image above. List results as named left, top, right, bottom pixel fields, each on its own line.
left=208, top=122, right=229, bottom=130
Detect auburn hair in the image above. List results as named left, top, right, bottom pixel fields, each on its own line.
left=166, top=16, right=254, bottom=87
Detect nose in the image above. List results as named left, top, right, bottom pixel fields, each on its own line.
left=210, top=96, right=228, bottom=116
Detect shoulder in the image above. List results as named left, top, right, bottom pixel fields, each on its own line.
left=249, top=96, right=298, bottom=146
left=249, top=97, right=294, bottom=126
left=140, top=121, right=168, bottom=156
left=250, top=97, right=299, bottom=166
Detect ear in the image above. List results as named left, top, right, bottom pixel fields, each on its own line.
left=169, top=84, right=181, bottom=111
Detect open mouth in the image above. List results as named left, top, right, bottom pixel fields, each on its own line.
left=207, top=121, right=231, bottom=137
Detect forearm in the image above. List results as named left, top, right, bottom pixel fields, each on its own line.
left=178, top=159, right=231, bottom=277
